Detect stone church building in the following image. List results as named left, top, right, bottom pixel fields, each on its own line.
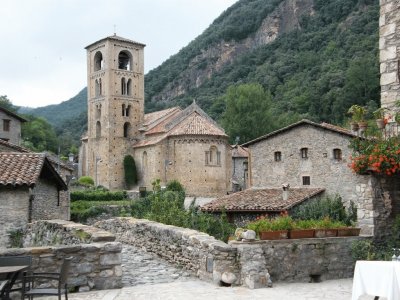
left=79, top=35, right=231, bottom=196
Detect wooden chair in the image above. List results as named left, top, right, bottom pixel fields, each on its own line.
left=0, top=255, right=32, bottom=298
left=24, top=257, right=72, bottom=300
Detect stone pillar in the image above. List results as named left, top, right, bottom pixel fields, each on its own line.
left=380, top=0, right=400, bottom=112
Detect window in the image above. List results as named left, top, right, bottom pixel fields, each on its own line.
left=127, top=79, right=132, bottom=95
left=123, top=122, right=131, bottom=138
left=96, top=104, right=101, bottom=119
left=126, top=105, right=131, bottom=117
left=301, top=148, right=308, bottom=159
left=94, top=51, right=103, bottom=71
left=205, top=146, right=221, bottom=166
left=122, top=104, right=126, bottom=116
left=96, top=121, right=101, bottom=138
left=3, top=119, right=10, bottom=132
left=95, top=79, right=99, bottom=97
left=274, top=151, right=281, bottom=162
left=302, top=176, right=310, bottom=185
left=142, top=151, right=148, bottom=171
left=243, top=161, right=248, bottom=171
left=121, top=78, right=126, bottom=95
left=118, top=51, right=131, bottom=70
left=333, top=148, right=342, bottom=160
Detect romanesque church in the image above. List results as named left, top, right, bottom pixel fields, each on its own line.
left=79, top=35, right=232, bottom=196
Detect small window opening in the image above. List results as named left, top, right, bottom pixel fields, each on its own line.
left=96, top=121, right=101, bottom=138
left=127, top=79, right=132, bottom=95
left=121, top=78, right=126, bottom=95
left=123, top=122, right=131, bottom=138
left=95, top=79, right=100, bottom=97
left=126, top=105, right=131, bottom=117
left=206, top=146, right=221, bottom=166
left=122, top=104, right=126, bottom=116
left=94, top=51, right=103, bottom=71
left=96, top=104, right=101, bottom=119
left=118, top=51, right=131, bottom=70
left=274, top=151, right=281, bottom=162
left=301, top=148, right=308, bottom=159
left=3, top=119, right=10, bottom=132
left=333, top=148, right=342, bottom=160
left=302, top=176, right=310, bottom=185
left=99, top=78, right=102, bottom=96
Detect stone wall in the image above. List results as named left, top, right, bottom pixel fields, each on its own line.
left=95, top=217, right=366, bottom=289
left=0, top=220, right=122, bottom=291
left=379, top=0, right=400, bottom=111
left=0, top=186, right=29, bottom=248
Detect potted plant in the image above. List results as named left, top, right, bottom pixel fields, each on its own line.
left=313, top=217, right=339, bottom=238
left=258, top=216, right=292, bottom=240
left=336, top=223, right=361, bottom=237
left=373, top=108, right=386, bottom=129
left=348, top=105, right=367, bottom=131
left=289, top=219, right=315, bottom=239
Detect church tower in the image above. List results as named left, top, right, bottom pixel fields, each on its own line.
left=84, top=35, right=145, bottom=189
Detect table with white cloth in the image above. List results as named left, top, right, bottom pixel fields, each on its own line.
left=352, top=260, right=400, bottom=300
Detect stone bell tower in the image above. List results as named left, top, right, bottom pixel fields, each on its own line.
left=85, top=34, right=145, bottom=189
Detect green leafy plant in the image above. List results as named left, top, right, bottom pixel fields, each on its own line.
left=292, top=219, right=315, bottom=230
left=348, top=104, right=366, bottom=122
left=373, top=107, right=385, bottom=119
left=78, top=176, right=94, bottom=186
left=71, top=190, right=128, bottom=202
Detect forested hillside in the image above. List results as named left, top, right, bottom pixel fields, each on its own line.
left=27, top=0, right=379, bottom=145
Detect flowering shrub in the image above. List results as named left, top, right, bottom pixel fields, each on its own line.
left=349, top=137, right=400, bottom=176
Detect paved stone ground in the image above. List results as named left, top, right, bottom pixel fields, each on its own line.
left=121, top=244, right=194, bottom=286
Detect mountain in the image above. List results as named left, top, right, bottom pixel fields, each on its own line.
left=27, top=0, right=379, bottom=144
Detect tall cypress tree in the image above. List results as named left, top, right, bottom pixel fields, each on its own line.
left=123, top=155, right=137, bottom=189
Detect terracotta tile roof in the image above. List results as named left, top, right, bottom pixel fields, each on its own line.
left=133, top=134, right=167, bottom=148
left=0, top=139, right=30, bottom=153
left=144, top=109, right=182, bottom=135
left=0, top=152, right=67, bottom=189
left=242, top=119, right=357, bottom=147
left=143, top=107, right=181, bottom=127
left=168, top=112, right=227, bottom=137
left=232, top=145, right=248, bottom=158
left=0, top=153, right=45, bottom=187
left=200, top=187, right=325, bottom=212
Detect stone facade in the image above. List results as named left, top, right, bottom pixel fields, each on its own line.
left=0, top=107, right=26, bottom=145
left=95, top=217, right=366, bottom=288
left=80, top=35, right=231, bottom=196
left=380, top=0, right=400, bottom=112
left=1, top=220, right=121, bottom=291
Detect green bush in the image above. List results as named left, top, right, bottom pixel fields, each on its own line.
left=78, top=176, right=94, bottom=186
left=291, top=195, right=356, bottom=225
left=71, top=190, right=128, bottom=202
left=124, top=155, right=138, bottom=189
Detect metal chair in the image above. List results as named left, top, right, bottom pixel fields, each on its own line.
left=24, top=257, right=72, bottom=300
left=0, top=255, right=32, bottom=298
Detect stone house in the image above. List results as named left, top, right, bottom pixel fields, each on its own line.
left=0, top=106, right=27, bottom=145
left=0, top=152, right=68, bottom=247
left=79, top=35, right=231, bottom=196
left=201, top=187, right=325, bottom=226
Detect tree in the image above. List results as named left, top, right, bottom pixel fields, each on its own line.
left=21, top=115, right=58, bottom=153
left=0, top=95, right=17, bottom=112
left=221, top=83, right=277, bottom=143
left=123, top=155, right=138, bottom=189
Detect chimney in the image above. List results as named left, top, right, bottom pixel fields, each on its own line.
left=282, top=183, right=290, bottom=201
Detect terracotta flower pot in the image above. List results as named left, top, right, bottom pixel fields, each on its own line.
left=314, top=229, right=338, bottom=238
left=350, top=122, right=359, bottom=131
left=337, top=227, right=361, bottom=236
left=289, top=229, right=315, bottom=239
left=358, top=121, right=368, bottom=132
left=259, top=230, right=288, bottom=240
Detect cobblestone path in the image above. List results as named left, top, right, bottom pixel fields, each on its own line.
left=121, top=244, right=195, bottom=286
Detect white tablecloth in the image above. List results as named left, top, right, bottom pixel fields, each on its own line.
left=352, top=261, right=400, bottom=300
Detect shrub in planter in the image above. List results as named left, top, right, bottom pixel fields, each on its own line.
left=246, top=216, right=293, bottom=240
left=289, top=219, right=315, bottom=239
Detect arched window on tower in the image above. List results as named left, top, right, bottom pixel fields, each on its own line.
left=123, top=122, right=131, bottom=138
left=127, top=79, right=132, bottom=95
left=126, top=105, right=131, bottom=117
left=96, top=121, right=101, bottom=138
left=96, top=104, right=101, bottom=119
left=98, top=78, right=102, bottom=96
left=118, top=51, right=131, bottom=70
left=122, top=104, right=126, bottom=116
left=95, top=79, right=99, bottom=97
left=121, top=78, right=126, bottom=95
left=94, top=51, right=103, bottom=71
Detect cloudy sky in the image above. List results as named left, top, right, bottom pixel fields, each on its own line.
left=0, top=0, right=237, bottom=108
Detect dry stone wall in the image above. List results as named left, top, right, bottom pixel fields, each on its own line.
left=0, top=220, right=122, bottom=291
left=95, top=217, right=367, bottom=289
